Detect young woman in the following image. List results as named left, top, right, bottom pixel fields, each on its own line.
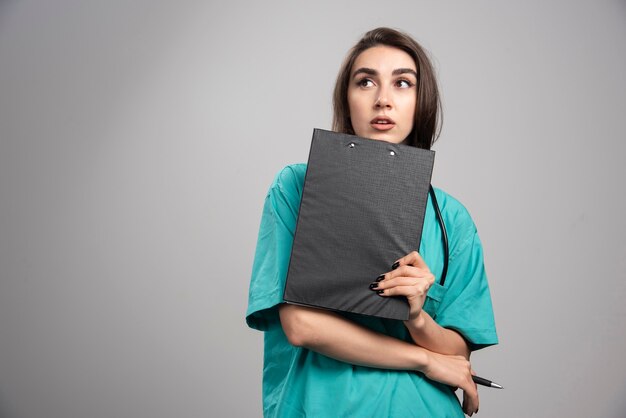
left=246, top=27, right=498, bottom=417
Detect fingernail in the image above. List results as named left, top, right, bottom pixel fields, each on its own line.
left=369, top=282, right=378, bottom=290
left=391, top=261, right=400, bottom=270
left=376, top=290, right=384, bottom=296
left=376, top=274, right=385, bottom=282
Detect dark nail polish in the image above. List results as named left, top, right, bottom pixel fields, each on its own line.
left=369, top=282, right=378, bottom=290
left=376, top=274, right=385, bottom=282
left=376, top=290, right=384, bottom=295
left=391, top=261, right=400, bottom=270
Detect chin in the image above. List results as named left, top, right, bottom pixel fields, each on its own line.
left=354, top=127, right=406, bottom=143
left=367, top=133, right=404, bottom=144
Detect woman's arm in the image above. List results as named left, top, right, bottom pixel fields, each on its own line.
left=404, top=310, right=470, bottom=358
left=280, top=303, right=426, bottom=369
left=373, top=251, right=470, bottom=357
left=279, top=303, right=479, bottom=415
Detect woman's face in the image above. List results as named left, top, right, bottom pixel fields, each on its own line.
left=347, top=46, right=417, bottom=144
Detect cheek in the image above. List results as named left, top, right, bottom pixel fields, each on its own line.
left=347, top=89, right=357, bottom=108
left=347, top=93, right=364, bottom=121
left=400, top=96, right=417, bottom=121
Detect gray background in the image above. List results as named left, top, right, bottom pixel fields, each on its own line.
left=1, top=1, right=625, bottom=417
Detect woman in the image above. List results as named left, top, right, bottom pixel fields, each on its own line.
left=246, top=27, right=497, bottom=417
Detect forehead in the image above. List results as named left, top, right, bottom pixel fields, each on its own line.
left=351, top=46, right=416, bottom=74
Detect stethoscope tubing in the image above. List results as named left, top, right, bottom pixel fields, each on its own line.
left=429, top=185, right=449, bottom=287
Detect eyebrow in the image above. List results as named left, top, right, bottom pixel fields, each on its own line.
left=352, top=67, right=418, bottom=78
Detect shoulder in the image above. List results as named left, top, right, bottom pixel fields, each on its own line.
left=432, top=187, right=475, bottom=228
left=431, top=187, right=480, bottom=256
left=268, top=163, right=307, bottom=201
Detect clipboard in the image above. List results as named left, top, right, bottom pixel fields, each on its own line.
left=283, top=129, right=435, bottom=320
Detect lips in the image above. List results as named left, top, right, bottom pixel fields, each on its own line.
left=370, top=116, right=395, bottom=131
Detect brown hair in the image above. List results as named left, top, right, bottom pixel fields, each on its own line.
left=332, top=27, right=442, bottom=150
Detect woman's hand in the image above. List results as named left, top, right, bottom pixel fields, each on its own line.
left=422, top=351, right=479, bottom=416
left=370, top=251, right=434, bottom=320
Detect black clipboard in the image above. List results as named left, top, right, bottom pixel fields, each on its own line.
left=283, top=129, right=435, bottom=320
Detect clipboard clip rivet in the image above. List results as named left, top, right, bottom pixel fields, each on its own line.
left=389, top=151, right=396, bottom=156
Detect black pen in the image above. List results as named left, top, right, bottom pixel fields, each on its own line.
left=472, top=375, right=503, bottom=389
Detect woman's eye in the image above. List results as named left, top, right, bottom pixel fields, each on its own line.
left=357, top=79, right=374, bottom=88
left=396, top=79, right=414, bottom=88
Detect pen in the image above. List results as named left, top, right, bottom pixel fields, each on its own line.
left=472, top=375, right=503, bottom=389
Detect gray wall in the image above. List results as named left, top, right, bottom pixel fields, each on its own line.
left=1, top=1, right=625, bottom=417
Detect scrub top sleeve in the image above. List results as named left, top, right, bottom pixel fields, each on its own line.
left=435, top=225, right=498, bottom=351
left=246, top=168, right=300, bottom=332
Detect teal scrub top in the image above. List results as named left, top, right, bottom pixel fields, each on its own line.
left=246, top=164, right=498, bottom=418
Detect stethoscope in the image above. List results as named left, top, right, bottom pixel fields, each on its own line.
left=428, top=185, right=449, bottom=287
left=428, top=185, right=504, bottom=389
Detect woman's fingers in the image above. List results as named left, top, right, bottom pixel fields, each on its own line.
left=372, top=265, right=434, bottom=292
left=462, top=384, right=479, bottom=416
left=370, top=272, right=433, bottom=319
left=387, top=264, right=433, bottom=281
left=375, top=285, right=422, bottom=298
left=371, top=277, right=430, bottom=297
left=460, top=366, right=479, bottom=415
left=375, top=274, right=425, bottom=288
left=372, top=252, right=435, bottom=319
left=392, top=250, right=429, bottom=270
left=422, top=352, right=478, bottom=404
left=379, top=265, right=434, bottom=287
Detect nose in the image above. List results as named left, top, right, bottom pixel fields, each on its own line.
left=375, top=87, right=392, bottom=109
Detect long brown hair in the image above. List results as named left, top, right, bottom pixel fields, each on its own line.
left=332, top=27, right=442, bottom=150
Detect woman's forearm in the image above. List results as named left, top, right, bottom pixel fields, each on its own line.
left=372, top=252, right=470, bottom=358
left=279, top=303, right=478, bottom=414
left=404, top=311, right=470, bottom=358
left=279, top=303, right=429, bottom=371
